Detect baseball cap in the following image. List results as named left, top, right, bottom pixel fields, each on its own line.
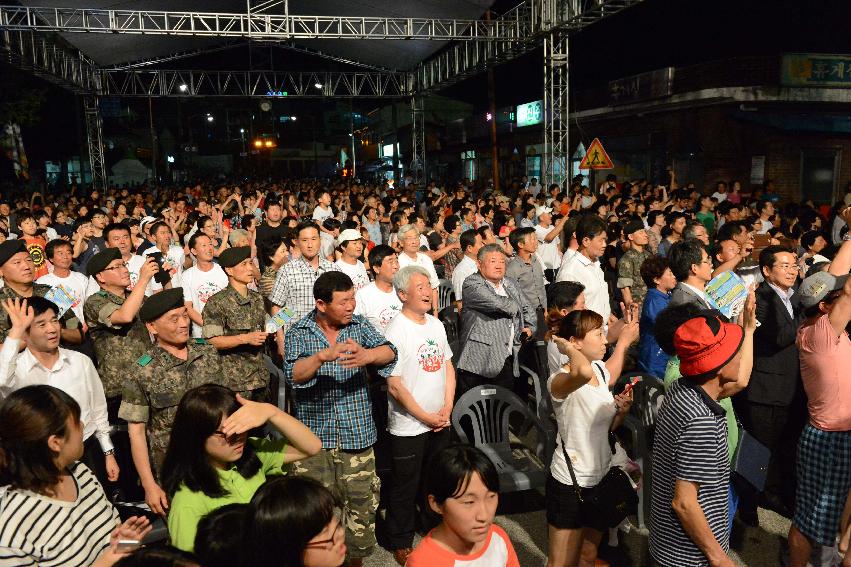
left=799, top=271, right=850, bottom=308
left=623, top=220, right=645, bottom=236
left=336, top=228, right=363, bottom=247
left=674, top=314, right=744, bottom=379
left=535, top=205, right=553, bottom=218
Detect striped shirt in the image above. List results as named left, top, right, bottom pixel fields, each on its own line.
left=649, top=379, right=729, bottom=567
left=0, top=462, right=119, bottom=566
left=284, top=311, right=397, bottom=450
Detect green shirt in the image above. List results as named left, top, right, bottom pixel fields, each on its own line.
left=662, top=356, right=739, bottom=462
left=167, top=437, right=289, bottom=551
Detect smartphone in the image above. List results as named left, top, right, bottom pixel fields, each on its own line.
left=116, top=539, right=140, bottom=552
left=148, top=252, right=171, bottom=285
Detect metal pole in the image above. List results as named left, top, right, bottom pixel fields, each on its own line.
left=486, top=10, right=499, bottom=193
left=148, top=96, right=157, bottom=182
left=391, top=102, right=400, bottom=184
left=350, top=99, right=357, bottom=178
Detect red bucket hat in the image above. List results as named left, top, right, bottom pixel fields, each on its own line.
left=674, top=315, right=744, bottom=379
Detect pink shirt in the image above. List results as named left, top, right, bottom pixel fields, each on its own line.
left=406, top=524, right=520, bottom=567
left=796, top=314, right=851, bottom=431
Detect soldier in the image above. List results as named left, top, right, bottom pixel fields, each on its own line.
left=118, top=288, right=225, bottom=516
left=84, top=248, right=158, bottom=415
left=617, top=220, right=653, bottom=308
left=202, top=246, right=270, bottom=400
left=0, top=240, right=82, bottom=346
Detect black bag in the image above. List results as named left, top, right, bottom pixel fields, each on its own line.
left=560, top=437, right=638, bottom=528
left=731, top=423, right=771, bottom=492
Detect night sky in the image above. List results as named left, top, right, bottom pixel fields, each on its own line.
left=4, top=0, right=851, bottom=167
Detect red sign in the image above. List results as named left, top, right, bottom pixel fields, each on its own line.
left=578, top=138, right=614, bottom=170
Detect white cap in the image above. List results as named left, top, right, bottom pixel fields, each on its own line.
left=139, top=216, right=158, bottom=228
left=535, top=205, right=553, bottom=217
left=336, top=228, right=363, bottom=247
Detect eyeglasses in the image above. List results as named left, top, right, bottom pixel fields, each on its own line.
left=102, top=262, right=129, bottom=271
left=305, top=510, right=345, bottom=549
left=211, top=430, right=243, bottom=444
left=774, top=263, right=799, bottom=271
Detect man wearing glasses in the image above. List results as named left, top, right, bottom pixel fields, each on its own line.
left=735, top=246, right=805, bottom=526
left=84, top=247, right=158, bottom=415
left=668, top=239, right=716, bottom=309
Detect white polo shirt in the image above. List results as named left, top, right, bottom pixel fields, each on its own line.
left=556, top=251, right=610, bottom=321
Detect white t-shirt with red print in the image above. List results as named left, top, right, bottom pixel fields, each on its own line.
left=181, top=263, right=229, bottom=338
left=383, top=312, right=453, bottom=437
left=354, top=282, right=402, bottom=334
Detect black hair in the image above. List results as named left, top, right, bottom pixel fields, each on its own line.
left=755, top=200, right=773, bottom=214
left=574, top=214, right=607, bottom=245
left=295, top=221, right=320, bottom=239
left=313, top=271, right=354, bottom=303
left=160, top=384, right=261, bottom=499
left=188, top=231, right=211, bottom=252
left=103, top=222, right=131, bottom=242
left=0, top=385, right=81, bottom=495
left=149, top=220, right=170, bottom=237
left=245, top=476, right=339, bottom=567
left=44, top=238, right=72, bottom=260
left=509, top=226, right=536, bottom=252
left=640, top=256, right=671, bottom=288
left=476, top=225, right=492, bottom=241
left=194, top=504, right=248, bottom=567
left=24, top=296, right=59, bottom=319
left=800, top=230, right=823, bottom=251
left=368, top=244, right=396, bottom=275
left=16, top=212, right=35, bottom=226
left=423, top=444, right=499, bottom=508
left=665, top=211, right=687, bottom=228
left=668, top=239, right=705, bottom=281
left=263, top=199, right=282, bottom=211
left=459, top=229, right=479, bottom=254
left=547, top=281, right=585, bottom=312
left=716, top=220, right=747, bottom=243
left=322, top=218, right=341, bottom=232
left=443, top=215, right=460, bottom=234
left=112, top=546, right=198, bottom=567
left=759, top=245, right=795, bottom=271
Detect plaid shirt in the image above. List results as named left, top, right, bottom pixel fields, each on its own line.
left=269, top=256, right=339, bottom=326
left=284, top=311, right=397, bottom=450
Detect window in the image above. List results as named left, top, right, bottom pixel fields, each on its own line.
left=800, top=149, right=839, bottom=205
left=571, top=142, right=586, bottom=180
left=462, top=150, right=477, bottom=181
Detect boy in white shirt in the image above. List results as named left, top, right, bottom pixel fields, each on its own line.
left=355, top=245, right=401, bottom=333
left=383, top=265, right=456, bottom=565
left=181, top=233, right=228, bottom=338
left=334, top=229, right=370, bottom=292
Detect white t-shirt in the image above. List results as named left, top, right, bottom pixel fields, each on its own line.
left=451, top=255, right=478, bottom=301
left=384, top=313, right=453, bottom=436
left=534, top=224, right=561, bottom=270
left=142, top=245, right=185, bottom=291
left=334, top=259, right=370, bottom=292
left=312, top=205, right=333, bottom=223
left=546, top=339, right=570, bottom=378
left=320, top=232, right=336, bottom=261
left=181, top=264, right=229, bottom=337
left=711, top=191, right=728, bottom=203
left=397, top=252, right=439, bottom=289
left=36, top=270, right=89, bottom=322
left=354, top=282, right=401, bottom=333
left=548, top=361, right=615, bottom=487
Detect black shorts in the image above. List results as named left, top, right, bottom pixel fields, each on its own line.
left=545, top=473, right=608, bottom=532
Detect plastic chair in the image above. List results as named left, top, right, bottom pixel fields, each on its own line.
left=452, top=384, right=555, bottom=493
left=437, top=278, right=455, bottom=312
left=614, top=372, right=665, bottom=532
left=438, top=304, right=459, bottom=345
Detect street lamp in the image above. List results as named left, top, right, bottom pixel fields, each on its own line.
left=179, top=84, right=188, bottom=92
left=291, top=116, right=297, bottom=121
left=314, top=83, right=323, bottom=89
left=206, top=114, right=214, bottom=122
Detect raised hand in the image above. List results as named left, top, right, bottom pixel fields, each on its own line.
left=2, top=298, right=34, bottom=335
left=221, top=393, right=276, bottom=435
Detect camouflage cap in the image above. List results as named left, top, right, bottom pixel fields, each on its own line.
left=218, top=246, right=252, bottom=268
left=139, top=287, right=186, bottom=322
left=0, top=239, right=27, bottom=267
left=86, top=247, right=123, bottom=277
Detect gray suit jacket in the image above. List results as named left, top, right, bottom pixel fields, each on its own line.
left=669, top=282, right=713, bottom=309
left=457, top=272, right=536, bottom=378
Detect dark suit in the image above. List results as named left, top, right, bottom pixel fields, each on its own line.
left=668, top=282, right=713, bottom=309
left=736, top=282, right=806, bottom=516
left=457, top=272, right=535, bottom=394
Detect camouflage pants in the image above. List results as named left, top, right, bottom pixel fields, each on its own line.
left=293, top=447, right=380, bottom=559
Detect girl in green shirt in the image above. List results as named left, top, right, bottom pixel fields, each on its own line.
left=161, top=384, right=322, bottom=551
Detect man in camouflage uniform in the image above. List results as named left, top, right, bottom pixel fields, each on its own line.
left=617, top=220, right=654, bottom=308
left=84, top=248, right=158, bottom=415
left=118, top=288, right=225, bottom=516
left=284, top=272, right=397, bottom=567
left=0, top=240, right=82, bottom=346
left=202, top=246, right=270, bottom=400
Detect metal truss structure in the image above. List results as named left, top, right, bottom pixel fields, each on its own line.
left=101, top=69, right=411, bottom=98
left=542, top=30, right=568, bottom=187
left=0, top=5, right=520, bottom=41
left=0, top=0, right=645, bottom=186
left=84, top=96, right=107, bottom=190
left=410, top=97, right=426, bottom=182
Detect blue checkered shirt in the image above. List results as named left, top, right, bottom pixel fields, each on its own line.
left=284, top=311, right=397, bottom=450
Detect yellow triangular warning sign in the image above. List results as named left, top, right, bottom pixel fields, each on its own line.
left=578, top=138, right=614, bottom=170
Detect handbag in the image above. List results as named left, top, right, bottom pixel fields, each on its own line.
left=730, top=422, right=771, bottom=492
left=560, top=434, right=638, bottom=528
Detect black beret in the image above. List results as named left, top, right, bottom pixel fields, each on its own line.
left=218, top=246, right=251, bottom=268
left=86, top=248, right=122, bottom=277
left=0, top=240, right=28, bottom=267
left=623, top=220, right=646, bottom=236
left=139, top=288, right=186, bottom=322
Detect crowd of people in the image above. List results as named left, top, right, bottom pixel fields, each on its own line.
left=0, top=173, right=847, bottom=567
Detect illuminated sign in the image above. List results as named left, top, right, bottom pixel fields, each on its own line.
left=516, top=100, right=543, bottom=127
left=266, top=91, right=289, bottom=97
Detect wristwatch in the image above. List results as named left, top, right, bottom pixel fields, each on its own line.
left=103, top=449, right=115, bottom=456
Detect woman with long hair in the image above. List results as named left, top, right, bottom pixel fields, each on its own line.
left=161, top=384, right=321, bottom=552
left=245, top=476, right=346, bottom=567
left=0, top=385, right=150, bottom=566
